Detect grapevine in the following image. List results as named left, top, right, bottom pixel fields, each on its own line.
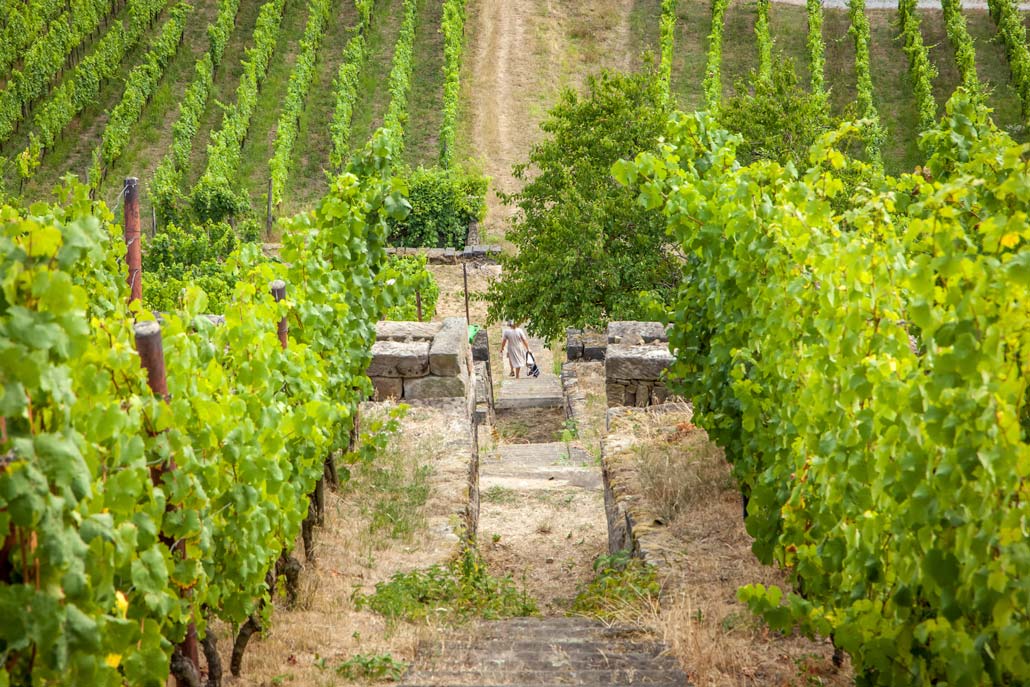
left=0, top=0, right=117, bottom=145
left=898, top=0, right=938, bottom=132
left=149, top=0, right=242, bottom=221
left=703, top=0, right=729, bottom=109
left=381, top=0, right=419, bottom=154
left=23, top=0, right=169, bottom=176
left=89, top=3, right=193, bottom=191
left=440, top=0, right=469, bottom=167
left=941, top=0, right=980, bottom=92
left=658, top=0, right=678, bottom=98
left=190, top=0, right=288, bottom=222
left=268, top=0, right=333, bottom=207
left=806, top=0, right=825, bottom=94
left=848, top=0, right=883, bottom=161
left=0, top=0, right=66, bottom=78
left=618, top=92, right=1030, bottom=686
left=756, top=0, right=772, bottom=83
left=987, top=0, right=1030, bottom=121
left=328, top=0, right=375, bottom=170
left=0, top=127, right=411, bottom=686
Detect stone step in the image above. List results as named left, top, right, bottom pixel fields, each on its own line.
left=488, top=444, right=592, bottom=467
left=418, top=639, right=671, bottom=655
left=400, top=668, right=684, bottom=686
left=400, top=684, right=685, bottom=687
left=415, top=652, right=681, bottom=672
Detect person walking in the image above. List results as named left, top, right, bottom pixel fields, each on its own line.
left=500, top=321, right=531, bottom=379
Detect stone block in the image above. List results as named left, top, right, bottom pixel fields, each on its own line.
left=430, top=317, right=469, bottom=377
left=607, top=321, right=670, bottom=345
left=472, top=328, right=490, bottom=362
left=606, top=382, right=625, bottom=407
left=636, top=382, right=651, bottom=408
left=566, top=328, right=584, bottom=361
left=653, top=384, right=669, bottom=404
left=582, top=331, right=607, bottom=361
left=371, top=376, right=402, bottom=401
left=367, top=340, right=430, bottom=378
left=404, top=375, right=468, bottom=400
left=375, top=320, right=442, bottom=342
left=605, top=344, right=674, bottom=381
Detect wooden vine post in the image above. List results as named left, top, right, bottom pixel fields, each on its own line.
left=133, top=322, right=202, bottom=687
left=124, top=177, right=142, bottom=304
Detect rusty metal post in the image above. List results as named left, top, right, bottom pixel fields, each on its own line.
left=415, top=290, right=423, bottom=322
left=134, top=321, right=168, bottom=400
left=132, top=321, right=200, bottom=682
left=271, top=280, right=287, bottom=349
left=463, top=263, right=470, bottom=325
left=124, top=177, right=142, bottom=304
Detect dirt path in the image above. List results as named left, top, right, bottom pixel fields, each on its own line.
left=462, top=0, right=637, bottom=245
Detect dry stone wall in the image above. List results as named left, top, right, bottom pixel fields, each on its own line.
left=368, top=318, right=474, bottom=403
left=603, top=322, right=674, bottom=408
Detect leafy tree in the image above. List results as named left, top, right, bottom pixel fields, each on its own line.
left=719, top=57, right=838, bottom=167
left=486, top=67, right=678, bottom=341
left=387, top=165, right=486, bottom=248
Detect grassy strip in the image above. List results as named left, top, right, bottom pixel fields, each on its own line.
left=268, top=0, right=333, bottom=206
left=439, top=0, right=469, bottom=166
left=88, top=3, right=193, bottom=189
left=703, top=0, right=729, bottom=108
left=898, top=0, right=938, bottom=131
left=189, top=0, right=288, bottom=221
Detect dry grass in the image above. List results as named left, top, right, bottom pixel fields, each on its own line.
left=613, top=412, right=852, bottom=687
left=214, top=404, right=471, bottom=686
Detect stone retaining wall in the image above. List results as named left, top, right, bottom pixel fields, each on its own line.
left=368, top=318, right=474, bottom=404
left=601, top=404, right=692, bottom=571
left=565, top=328, right=607, bottom=362
left=385, top=245, right=502, bottom=264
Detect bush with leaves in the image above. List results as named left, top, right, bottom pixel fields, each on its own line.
left=382, top=0, right=418, bottom=153
left=848, top=0, right=884, bottom=161
left=486, top=67, right=678, bottom=342
left=386, top=165, right=486, bottom=248
left=942, top=0, right=980, bottom=92
left=658, top=0, right=678, bottom=97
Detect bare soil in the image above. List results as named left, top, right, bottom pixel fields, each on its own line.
left=461, top=0, right=637, bottom=246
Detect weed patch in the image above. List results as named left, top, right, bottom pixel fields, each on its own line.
left=571, top=551, right=661, bottom=623
left=354, top=548, right=537, bottom=622
left=333, top=653, right=407, bottom=681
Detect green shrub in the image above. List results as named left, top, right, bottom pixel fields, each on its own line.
left=571, top=551, right=661, bottom=622
left=387, top=166, right=486, bottom=248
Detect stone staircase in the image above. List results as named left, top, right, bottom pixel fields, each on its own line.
left=496, top=338, right=563, bottom=410
left=400, top=617, right=689, bottom=686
